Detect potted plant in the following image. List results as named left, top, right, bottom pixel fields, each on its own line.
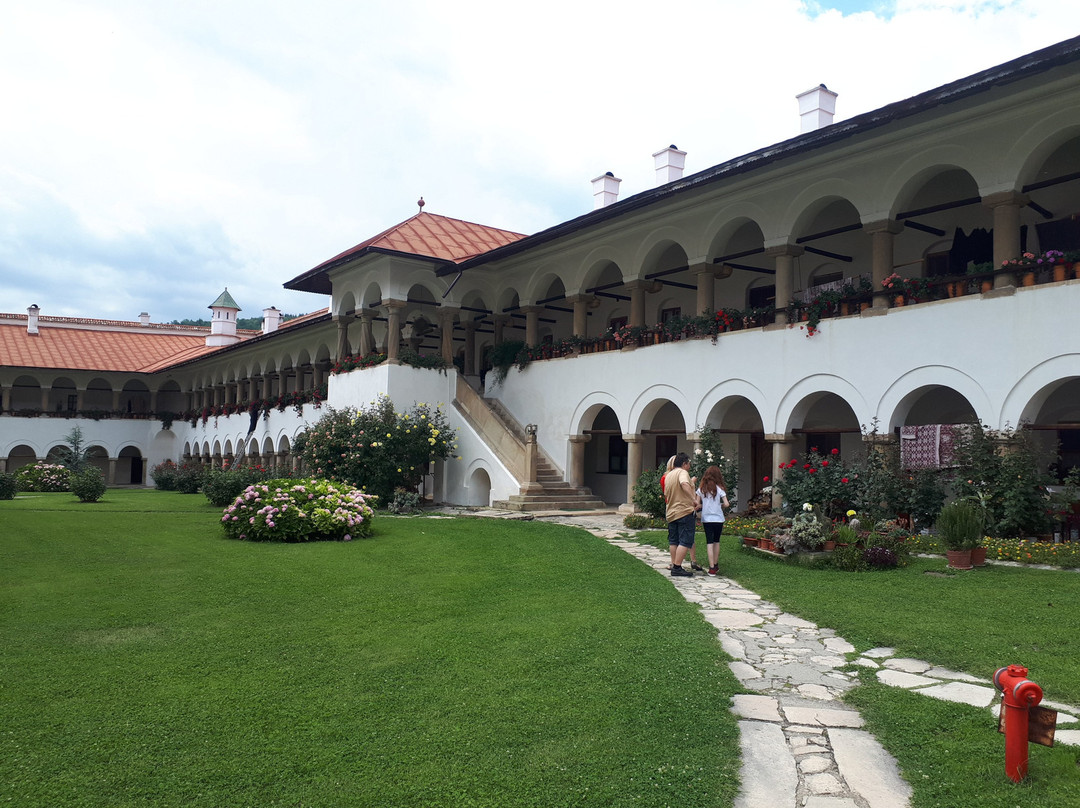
left=967, top=261, right=996, bottom=293
left=937, top=500, right=984, bottom=570
left=787, top=504, right=826, bottom=551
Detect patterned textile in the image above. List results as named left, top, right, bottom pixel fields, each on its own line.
left=901, top=425, right=940, bottom=469
left=901, top=424, right=968, bottom=469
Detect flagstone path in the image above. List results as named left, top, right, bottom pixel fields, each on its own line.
left=440, top=508, right=1080, bottom=807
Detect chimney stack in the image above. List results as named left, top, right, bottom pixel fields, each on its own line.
left=262, top=306, right=281, bottom=335
left=139, top=312, right=151, bottom=326
left=27, top=304, right=40, bottom=336
left=591, top=172, right=622, bottom=209
left=653, top=145, right=687, bottom=185
left=796, top=84, right=838, bottom=132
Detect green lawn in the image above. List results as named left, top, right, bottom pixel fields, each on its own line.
left=1, top=491, right=741, bottom=808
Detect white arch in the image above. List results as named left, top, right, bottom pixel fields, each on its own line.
left=1000, top=354, right=1080, bottom=426
left=876, top=366, right=995, bottom=431
left=695, top=378, right=770, bottom=430
left=569, top=392, right=626, bottom=435
left=628, top=385, right=692, bottom=435
left=773, top=374, right=871, bottom=435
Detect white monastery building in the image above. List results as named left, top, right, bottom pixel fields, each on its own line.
left=3, top=37, right=1080, bottom=510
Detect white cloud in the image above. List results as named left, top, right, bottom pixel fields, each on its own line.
left=1, top=0, right=1078, bottom=321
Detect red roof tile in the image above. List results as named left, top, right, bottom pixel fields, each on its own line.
left=0, top=323, right=217, bottom=373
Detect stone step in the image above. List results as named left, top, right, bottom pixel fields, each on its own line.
left=492, top=497, right=609, bottom=512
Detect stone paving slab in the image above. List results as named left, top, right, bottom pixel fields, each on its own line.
left=919, top=681, right=997, bottom=708
left=734, top=721, right=797, bottom=808
left=830, top=728, right=913, bottom=808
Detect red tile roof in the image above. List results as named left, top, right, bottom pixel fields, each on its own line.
left=285, top=211, right=527, bottom=293
left=0, top=317, right=222, bottom=373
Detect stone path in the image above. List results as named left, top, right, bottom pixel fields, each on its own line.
left=437, top=507, right=1080, bottom=806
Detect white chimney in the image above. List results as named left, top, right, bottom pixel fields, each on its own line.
left=591, top=172, right=622, bottom=209
left=27, top=304, right=40, bottom=336
left=139, top=312, right=151, bottom=325
left=796, top=84, right=838, bottom=132
left=262, top=306, right=281, bottom=334
left=206, top=288, right=242, bottom=347
left=653, top=145, right=686, bottom=185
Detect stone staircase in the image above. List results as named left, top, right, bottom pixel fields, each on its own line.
left=453, top=379, right=608, bottom=512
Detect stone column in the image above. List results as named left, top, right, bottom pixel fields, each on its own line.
left=766, top=433, right=798, bottom=510
left=521, top=424, right=542, bottom=494
left=463, top=322, right=477, bottom=376
left=312, top=363, right=325, bottom=390
left=626, top=281, right=647, bottom=327
left=39, top=386, right=51, bottom=411
left=493, top=314, right=508, bottom=344
left=984, top=190, right=1027, bottom=288
left=1, top=384, right=10, bottom=412
left=383, top=299, right=406, bottom=363
left=569, top=434, right=591, bottom=488
left=569, top=295, right=592, bottom=339
left=522, top=306, right=541, bottom=346
left=621, top=434, right=644, bottom=513
left=438, top=308, right=458, bottom=363
left=107, top=458, right=117, bottom=486
left=691, top=263, right=716, bottom=315
left=359, top=310, right=375, bottom=356
left=865, top=219, right=904, bottom=309
left=765, top=245, right=803, bottom=325
left=278, top=371, right=289, bottom=397
left=334, top=313, right=353, bottom=360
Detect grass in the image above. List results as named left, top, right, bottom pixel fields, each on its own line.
left=636, top=526, right=1080, bottom=806
left=1, top=491, right=742, bottom=808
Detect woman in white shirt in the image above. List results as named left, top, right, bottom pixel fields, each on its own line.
left=696, top=465, right=730, bottom=576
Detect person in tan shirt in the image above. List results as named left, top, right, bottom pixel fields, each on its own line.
left=664, top=452, right=701, bottom=576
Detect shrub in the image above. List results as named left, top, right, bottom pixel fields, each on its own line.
left=788, top=506, right=825, bottom=550
left=623, top=513, right=665, bottom=530
left=688, top=428, right=740, bottom=510
left=0, top=472, right=17, bottom=500
left=937, top=500, right=984, bottom=550
left=863, top=545, right=900, bottom=569
left=71, top=467, right=107, bottom=502
left=387, top=487, right=422, bottom=514
left=202, top=466, right=281, bottom=508
left=174, top=462, right=207, bottom=495
left=295, top=397, right=458, bottom=505
left=15, top=462, right=71, bottom=492
left=221, top=478, right=376, bottom=542
left=773, top=448, right=852, bottom=521
left=631, top=464, right=666, bottom=520
left=150, top=460, right=179, bottom=490
left=830, top=543, right=870, bottom=572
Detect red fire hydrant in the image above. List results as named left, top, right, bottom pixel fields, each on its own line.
left=994, top=664, right=1044, bottom=782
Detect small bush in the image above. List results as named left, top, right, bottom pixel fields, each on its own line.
left=71, top=467, right=107, bottom=503
left=387, top=487, right=422, bottom=514
left=15, top=462, right=70, bottom=492
left=202, top=467, right=278, bottom=508
left=150, top=460, right=179, bottom=490
left=623, top=513, right=665, bottom=530
left=863, top=546, right=899, bottom=569
left=830, top=543, right=870, bottom=572
left=221, top=478, right=376, bottom=542
left=174, top=462, right=207, bottom=495
left=631, top=464, right=666, bottom=520
left=0, top=472, right=17, bottom=500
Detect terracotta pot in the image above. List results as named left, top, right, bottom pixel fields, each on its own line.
left=1074, top=261, right=1080, bottom=280
left=840, top=302, right=851, bottom=316
left=742, top=537, right=758, bottom=548
left=823, top=540, right=837, bottom=551
left=971, top=546, right=987, bottom=567
left=760, top=538, right=774, bottom=552
left=1021, top=271, right=1036, bottom=287
left=894, top=295, right=905, bottom=307
left=859, top=301, right=870, bottom=312
left=946, top=549, right=973, bottom=570
left=1054, top=263, right=1068, bottom=283
left=980, top=279, right=993, bottom=293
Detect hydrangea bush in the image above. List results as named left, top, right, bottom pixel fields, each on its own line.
left=15, top=462, right=71, bottom=492
left=221, top=478, right=376, bottom=542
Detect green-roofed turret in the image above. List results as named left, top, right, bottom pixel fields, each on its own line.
left=208, top=288, right=241, bottom=311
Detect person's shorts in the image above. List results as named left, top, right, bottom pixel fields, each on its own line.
left=667, top=512, right=696, bottom=548
left=703, top=521, right=724, bottom=544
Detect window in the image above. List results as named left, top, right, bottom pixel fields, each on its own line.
left=655, top=435, right=677, bottom=467
left=609, top=316, right=628, bottom=331
left=804, top=433, right=841, bottom=456
left=748, top=284, right=775, bottom=309
left=67, top=394, right=77, bottom=412
left=925, top=251, right=950, bottom=277
left=607, top=435, right=628, bottom=474
left=660, top=307, right=681, bottom=323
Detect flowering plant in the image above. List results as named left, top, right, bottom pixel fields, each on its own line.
left=881, top=273, right=929, bottom=301
left=14, top=461, right=71, bottom=492
left=1001, top=249, right=1065, bottom=269
left=221, top=478, right=375, bottom=542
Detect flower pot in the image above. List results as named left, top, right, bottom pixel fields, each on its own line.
left=760, top=538, right=774, bottom=552
left=1054, top=263, right=1068, bottom=283
left=742, top=537, right=758, bottom=548
left=1021, top=270, right=1036, bottom=287
left=980, top=279, right=993, bottom=293
left=840, top=302, right=851, bottom=316
left=893, top=295, right=905, bottom=307
left=823, top=540, right=837, bottom=551
left=970, top=546, right=987, bottom=567
left=1074, top=261, right=1080, bottom=280
left=859, top=301, right=870, bottom=312
left=946, top=549, right=973, bottom=570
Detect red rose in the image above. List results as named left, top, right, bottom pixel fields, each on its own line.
left=842, top=477, right=849, bottom=483
left=831, top=448, right=839, bottom=455
left=763, top=475, right=770, bottom=483
left=822, top=460, right=829, bottom=466
left=808, top=468, right=816, bottom=474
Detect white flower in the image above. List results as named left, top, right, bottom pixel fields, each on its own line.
left=802, top=503, right=813, bottom=512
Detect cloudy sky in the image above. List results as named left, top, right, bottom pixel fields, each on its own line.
left=2, top=0, right=1078, bottom=323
